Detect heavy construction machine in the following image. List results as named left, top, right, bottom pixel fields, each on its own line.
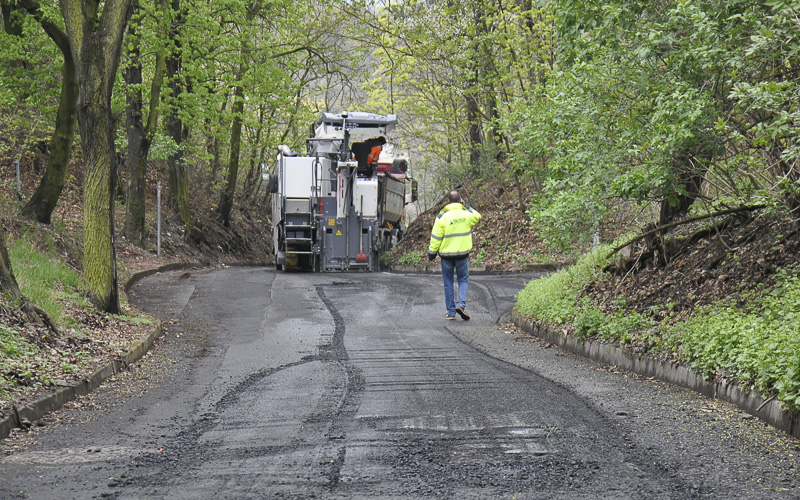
left=266, top=111, right=410, bottom=271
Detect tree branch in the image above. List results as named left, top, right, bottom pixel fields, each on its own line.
left=609, top=204, right=767, bottom=257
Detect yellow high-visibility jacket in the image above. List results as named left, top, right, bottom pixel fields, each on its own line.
left=428, top=203, right=482, bottom=259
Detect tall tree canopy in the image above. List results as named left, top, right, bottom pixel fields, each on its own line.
left=5, top=0, right=800, bottom=309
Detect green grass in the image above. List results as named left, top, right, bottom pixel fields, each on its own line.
left=8, top=238, right=80, bottom=324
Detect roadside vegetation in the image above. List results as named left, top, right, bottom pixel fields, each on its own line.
left=0, top=227, right=153, bottom=407
left=506, top=0, right=800, bottom=416
left=517, top=241, right=800, bottom=411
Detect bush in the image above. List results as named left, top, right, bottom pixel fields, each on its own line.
left=665, top=266, right=800, bottom=409
left=515, top=245, right=611, bottom=326
left=398, top=250, right=424, bottom=266
left=518, top=250, right=800, bottom=411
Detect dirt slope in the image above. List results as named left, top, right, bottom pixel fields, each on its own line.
left=392, top=183, right=568, bottom=271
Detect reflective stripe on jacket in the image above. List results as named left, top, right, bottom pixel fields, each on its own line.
left=428, top=203, right=482, bottom=259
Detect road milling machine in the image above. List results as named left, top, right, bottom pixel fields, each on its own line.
left=266, top=111, right=411, bottom=271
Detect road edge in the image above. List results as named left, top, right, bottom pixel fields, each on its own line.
left=0, top=262, right=202, bottom=441
left=510, top=309, right=800, bottom=439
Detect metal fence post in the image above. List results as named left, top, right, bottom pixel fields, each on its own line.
left=14, top=158, right=21, bottom=193
left=157, top=181, right=162, bottom=257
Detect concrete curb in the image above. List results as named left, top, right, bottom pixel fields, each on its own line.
left=123, top=262, right=207, bottom=293
left=0, top=322, right=163, bottom=440
left=0, top=263, right=204, bottom=440
left=511, top=310, right=800, bottom=439
left=389, top=263, right=489, bottom=274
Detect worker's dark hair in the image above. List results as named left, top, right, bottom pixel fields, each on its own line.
left=447, top=190, right=461, bottom=203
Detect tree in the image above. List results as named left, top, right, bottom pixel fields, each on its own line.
left=0, top=0, right=77, bottom=225
left=0, top=223, right=25, bottom=307
left=216, top=2, right=253, bottom=227
left=496, top=0, right=800, bottom=250
left=60, top=0, right=132, bottom=313
left=15, top=0, right=78, bottom=224
left=164, top=0, right=192, bottom=229
left=123, top=0, right=168, bottom=247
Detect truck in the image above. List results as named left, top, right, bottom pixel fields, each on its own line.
left=266, top=111, right=410, bottom=271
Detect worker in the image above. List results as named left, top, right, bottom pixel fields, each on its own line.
left=427, top=190, right=482, bottom=320
left=351, top=137, right=386, bottom=177
left=367, top=141, right=383, bottom=166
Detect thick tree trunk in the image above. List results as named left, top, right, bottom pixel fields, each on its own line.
left=79, top=87, right=121, bottom=313
left=0, top=223, right=24, bottom=303
left=60, top=0, right=131, bottom=314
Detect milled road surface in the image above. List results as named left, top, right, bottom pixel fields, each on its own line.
left=1, top=268, right=799, bottom=499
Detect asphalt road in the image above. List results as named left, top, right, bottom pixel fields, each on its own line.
left=1, top=268, right=799, bottom=499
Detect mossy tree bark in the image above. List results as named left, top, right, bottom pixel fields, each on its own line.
left=0, top=223, right=24, bottom=304
left=60, top=0, right=131, bottom=314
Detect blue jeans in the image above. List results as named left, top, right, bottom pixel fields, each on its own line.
left=441, top=257, right=469, bottom=315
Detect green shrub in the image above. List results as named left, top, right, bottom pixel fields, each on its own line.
left=398, top=250, right=423, bottom=266
left=515, top=245, right=612, bottom=326
left=574, top=304, right=606, bottom=340
left=516, top=243, right=800, bottom=411
left=665, top=266, right=800, bottom=409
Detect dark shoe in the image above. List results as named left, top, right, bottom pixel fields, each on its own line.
left=444, top=313, right=456, bottom=320
left=456, top=306, right=470, bottom=320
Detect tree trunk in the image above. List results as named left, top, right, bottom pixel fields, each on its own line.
left=1, top=2, right=22, bottom=36
left=658, top=150, right=711, bottom=227
left=123, top=18, right=149, bottom=247
left=0, top=223, right=24, bottom=304
left=466, top=92, right=482, bottom=177
left=123, top=0, right=167, bottom=248
left=208, top=98, right=228, bottom=189
left=242, top=103, right=265, bottom=205
left=60, top=0, right=131, bottom=314
left=217, top=68, right=246, bottom=227
left=15, top=0, right=78, bottom=224
left=465, top=4, right=484, bottom=177
left=165, top=0, right=192, bottom=228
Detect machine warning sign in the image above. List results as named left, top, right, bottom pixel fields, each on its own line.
left=335, top=229, right=343, bottom=236
left=328, top=219, right=335, bottom=226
